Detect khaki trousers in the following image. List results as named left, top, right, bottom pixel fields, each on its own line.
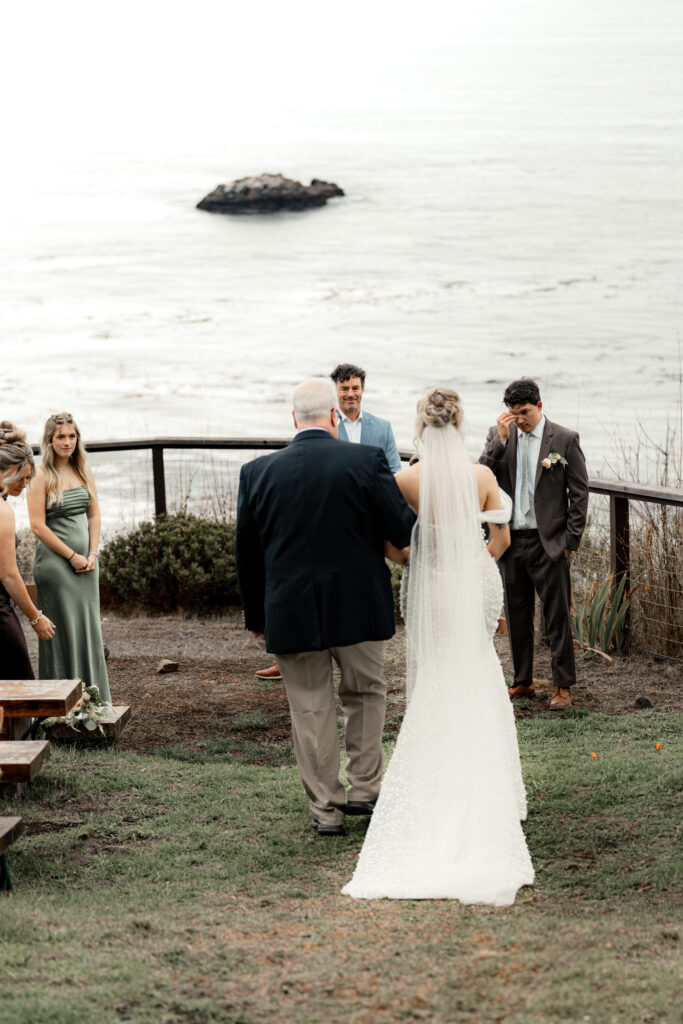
left=276, top=641, right=386, bottom=827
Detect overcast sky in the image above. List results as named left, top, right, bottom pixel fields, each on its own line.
left=5, top=1, right=446, bottom=148
left=6, top=0, right=671, bottom=158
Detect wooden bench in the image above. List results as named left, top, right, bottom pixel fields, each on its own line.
left=0, top=679, right=83, bottom=740
left=0, top=816, right=24, bottom=854
left=0, top=741, right=51, bottom=783
left=0, top=816, right=25, bottom=893
left=0, top=681, right=131, bottom=746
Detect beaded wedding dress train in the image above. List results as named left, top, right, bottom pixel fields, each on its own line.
left=342, top=425, right=534, bottom=905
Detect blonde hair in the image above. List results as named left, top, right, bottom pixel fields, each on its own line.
left=415, top=387, right=464, bottom=437
left=41, top=412, right=94, bottom=507
left=0, top=421, right=35, bottom=494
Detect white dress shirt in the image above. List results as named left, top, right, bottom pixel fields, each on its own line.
left=340, top=410, right=363, bottom=444
left=511, top=416, right=545, bottom=530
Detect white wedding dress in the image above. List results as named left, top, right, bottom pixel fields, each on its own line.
left=342, top=424, right=534, bottom=905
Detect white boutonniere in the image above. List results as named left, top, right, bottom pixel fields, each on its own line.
left=542, top=452, right=568, bottom=470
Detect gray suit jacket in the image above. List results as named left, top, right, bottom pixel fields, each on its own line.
left=336, top=409, right=402, bottom=473
left=480, top=418, right=589, bottom=561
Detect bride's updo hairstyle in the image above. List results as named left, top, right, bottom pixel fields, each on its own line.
left=415, top=387, right=464, bottom=439
left=0, top=422, right=35, bottom=494
left=41, top=411, right=94, bottom=507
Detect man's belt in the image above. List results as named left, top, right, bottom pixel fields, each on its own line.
left=512, top=528, right=539, bottom=537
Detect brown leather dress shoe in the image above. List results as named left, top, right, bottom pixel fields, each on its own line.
left=549, top=687, right=572, bottom=710
left=508, top=684, right=536, bottom=700
left=255, top=663, right=282, bottom=680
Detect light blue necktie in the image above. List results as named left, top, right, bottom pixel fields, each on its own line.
left=520, top=431, right=531, bottom=518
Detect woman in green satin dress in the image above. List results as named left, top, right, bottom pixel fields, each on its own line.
left=27, top=413, right=111, bottom=702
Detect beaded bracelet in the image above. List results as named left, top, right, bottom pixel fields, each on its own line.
left=30, top=610, right=43, bottom=626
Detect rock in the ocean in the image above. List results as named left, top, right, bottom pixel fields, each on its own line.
left=197, top=173, right=344, bottom=213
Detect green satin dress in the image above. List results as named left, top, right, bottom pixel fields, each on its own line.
left=33, top=486, right=111, bottom=702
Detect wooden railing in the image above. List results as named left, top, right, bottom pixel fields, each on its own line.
left=31, top=437, right=290, bottom=521
left=32, top=435, right=682, bottom=604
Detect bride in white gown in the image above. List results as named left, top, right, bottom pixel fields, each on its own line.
left=342, top=387, right=534, bottom=905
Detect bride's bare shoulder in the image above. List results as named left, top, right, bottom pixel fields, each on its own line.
left=474, top=463, right=500, bottom=508
left=473, top=463, right=495, bottom=486
left=394, top=463, right=420, bottom=510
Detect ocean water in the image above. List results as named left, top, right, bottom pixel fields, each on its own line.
left=2, top=0, right=682, bottom=531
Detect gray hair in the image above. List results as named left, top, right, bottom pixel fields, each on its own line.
left=292, top=379, right=338, bottom=424
left=0, top=421, right=35, bottom=493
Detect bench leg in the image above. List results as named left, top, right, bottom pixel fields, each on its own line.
left=0, top=782, right=28, bottom=799
left=0, top=853, right=13, bottom=893
left=20, top=718, right=44, bottom=741
left=13, top=716, right=31, bottom=741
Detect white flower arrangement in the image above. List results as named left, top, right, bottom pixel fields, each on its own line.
left=541, top=452, right=568, bottom=470
left=42, top=683, right=113, bottom=736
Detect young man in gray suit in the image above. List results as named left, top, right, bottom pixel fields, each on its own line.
left=480, top=378, right=589, bottom=710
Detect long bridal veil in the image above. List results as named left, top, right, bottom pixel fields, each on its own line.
left=342, top=423, right=534, bottom=905
left=404, top=422, right=489, bottom=707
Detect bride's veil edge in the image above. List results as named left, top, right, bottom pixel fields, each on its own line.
left=404, top=423, right=488, bottom=705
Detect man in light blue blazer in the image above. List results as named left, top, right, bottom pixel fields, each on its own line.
left=331, top=363, right=402, bottom=474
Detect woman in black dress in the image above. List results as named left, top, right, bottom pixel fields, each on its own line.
left=0, top=422, right=55, bottom=678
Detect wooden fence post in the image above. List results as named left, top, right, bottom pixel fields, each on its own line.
left=610, top=494, right=630, bottom=647
left=152, top=446, right=167, bottom=516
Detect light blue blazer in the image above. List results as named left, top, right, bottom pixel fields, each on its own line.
left=336, top=409, right=402, bottom=474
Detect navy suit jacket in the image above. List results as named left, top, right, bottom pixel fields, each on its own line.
left=235, top=430, right=415, bottom=654
left=336, top=409, right=402, bottom=473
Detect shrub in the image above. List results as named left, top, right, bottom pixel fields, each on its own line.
left=99, top=512, right=239, bottom=612
left=630, top=499, right=682, bottom=659
left=572, top=574, right=632, bottom=657
left=607, top=413, right=682, bottom=660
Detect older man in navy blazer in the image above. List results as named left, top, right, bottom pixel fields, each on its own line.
left=236, top=379, right=415, bottom=835
left=332, top=363, right=402, bottom=473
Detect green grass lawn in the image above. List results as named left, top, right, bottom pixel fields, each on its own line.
left=1, top=710, right=680, bottom=1024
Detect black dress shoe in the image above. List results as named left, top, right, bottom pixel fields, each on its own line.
left=344, top=800, right=377, bottom=816
left=311, top=817, right=346, bottom=836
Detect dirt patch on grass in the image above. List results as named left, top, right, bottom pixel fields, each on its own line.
left=76, top=613, right=683, bottom=758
